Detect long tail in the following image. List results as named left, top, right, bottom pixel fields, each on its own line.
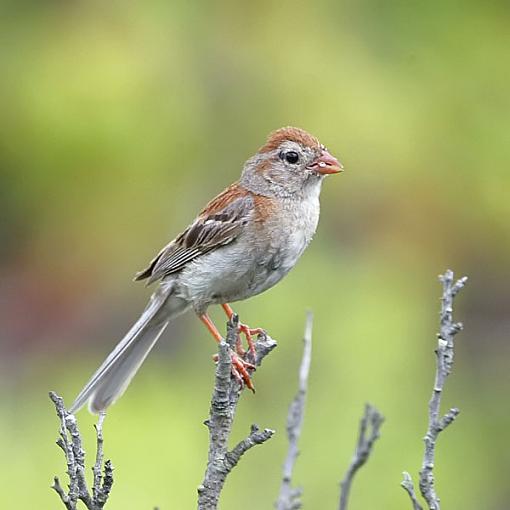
left=70, top=284, right=189, bottom=414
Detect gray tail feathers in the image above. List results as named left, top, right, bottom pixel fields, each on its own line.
left=70, top=285, right=189, bottom=414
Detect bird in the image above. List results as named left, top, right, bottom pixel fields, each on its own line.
left=70, top=126, right=343, bottom=414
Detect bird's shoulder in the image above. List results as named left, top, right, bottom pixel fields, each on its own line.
left=199, top=181, right=250, bottom=216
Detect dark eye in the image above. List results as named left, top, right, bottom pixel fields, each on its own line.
left=284, top=151, right=299, bottom=164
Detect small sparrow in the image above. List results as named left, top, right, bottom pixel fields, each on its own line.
left=71, top=127, right=343, bottom=413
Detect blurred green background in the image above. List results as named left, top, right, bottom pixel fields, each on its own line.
left=1, top=0, right=509, bottom=508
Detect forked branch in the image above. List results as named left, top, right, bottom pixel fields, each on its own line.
left=197, top=314, right=277, bottom=510
left=339, top=404, right=384, bottom=510
left=401, top=270, right=467, bottom=510
left=275, top=312, right=314, bottom=510
left=49, top=392, right=113, bottom=510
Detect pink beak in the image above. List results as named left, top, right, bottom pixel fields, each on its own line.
left=308, top=149, right=344, bottom=175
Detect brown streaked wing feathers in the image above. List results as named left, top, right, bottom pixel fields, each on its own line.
left=134, top=183, right=252, bottom=284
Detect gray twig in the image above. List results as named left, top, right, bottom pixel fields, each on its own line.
left=49, top=392, right=114, bottom=510
left=197, top=314, right=277, bottom=510
left=401, top=269, right=467, bottom=510
left=275, top=312, right=313, bottom=510
left=339, top=404, right=384, bottom=510
left=401, top=472, right=424, bottom=510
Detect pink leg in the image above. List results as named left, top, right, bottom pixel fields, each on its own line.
left=199, top=313, right=256, bottom=391
left=221, top=304, right=264, bottom=356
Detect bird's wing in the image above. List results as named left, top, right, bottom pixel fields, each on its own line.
left=134, top=183, right=253, bottom=284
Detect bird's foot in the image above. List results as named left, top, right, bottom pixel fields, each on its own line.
left=236, top=323, right=265, bottom=358
left=220, top=304, right=264, bottom=357
left=212, top=350, right=256, bottom=392
left=231, top=351, right=256, bottom=392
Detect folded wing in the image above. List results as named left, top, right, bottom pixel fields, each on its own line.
left=135, top=186, right=253, bottom=284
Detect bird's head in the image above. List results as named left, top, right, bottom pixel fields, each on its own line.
left=241, top=126, right=343, bottom=197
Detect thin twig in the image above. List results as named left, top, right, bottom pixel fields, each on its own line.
left=51, top=476, right=73, bottom=510
left=226, top=423, right=275, bottom=470
left=339, top=404, right=384, bottom=510
left=401, top=269, right=467, bottom=510
left=49, top=392, right=114, bottom=510
left=401, top=472, right=424, bottom=510
left=93, top=412, right=114, bottom=506
left=275, top=312, right=313, bottom=510
left=92, top=412, right=105, bottom=500
left=197, top=314, right=277, bottom=510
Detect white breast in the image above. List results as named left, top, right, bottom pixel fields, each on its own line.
left=278, top=181, right=321, bottom=270
left=176, top=179, right=322, bottom=312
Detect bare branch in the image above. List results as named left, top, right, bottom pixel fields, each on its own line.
left=401, top=473, right=424, bottom=510
left=275, top=312, right=313, bottom=510
left=93, top=412, right=114, bottom=506
left=92, top=412, right=105, bottom=500
left=226, top=423, right=274, bottom=470
left=49, top=392, right=114, bottom=510
left=197, top=314, right=277, bottom=510
left=339, top=404, right=384, bottom=510
left=51, top=476, right=73, bottom=510
left=401, top=269, right=467, bottom=510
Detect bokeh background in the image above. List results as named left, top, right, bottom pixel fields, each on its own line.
left=1, top=1, right=509, bottom=508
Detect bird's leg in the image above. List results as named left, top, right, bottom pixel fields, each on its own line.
left=200, top=311, right=244, bottom=356
left=221, top=304, right=264, bottom=357
left=219, top=304, right=246, bottom=355
left=199, top=313, right=223, bottom=343
left=199, top=313, right=256, bottom=392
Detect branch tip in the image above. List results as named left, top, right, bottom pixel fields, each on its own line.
left=50, top=392, right=113, bottom=509
left=339, top=403, right=384, bottom=510
left=401, top=472, right=424, bottom=510
left=275, top=314, right=313, bottom=510
left=403, top=269, right=467, bottom=510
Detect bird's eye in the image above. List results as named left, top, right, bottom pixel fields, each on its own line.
left=284, top=151, right=299, bottom=164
